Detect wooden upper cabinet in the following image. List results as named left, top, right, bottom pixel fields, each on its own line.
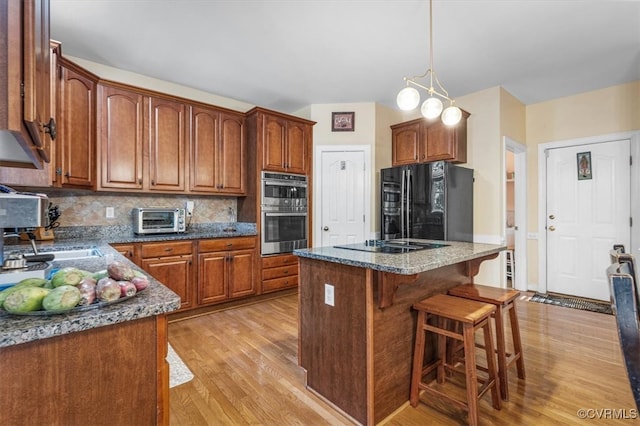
left=148, top=96, right=187, bottom=192
left=189, top=105, right=245, bottom=195
left=57, top=59, right=96, bottom=188
left=262, top=115, right=287, bottom=171
left=97, top=84, right=144, bottom=190
left=391, top=122, right=420, bottom=165
left=218, top=112, right=245, bottom=194
left=391, top=110, right=469, bottom=166
left=285, top=121, right=310, bottom=174
left=22, top=0, right=53, bottom=163
left=423, top=117, right=468, bottom=163
left=0, top=0, right=53, bottom=168
left=260, top=111, right=311, bottom=174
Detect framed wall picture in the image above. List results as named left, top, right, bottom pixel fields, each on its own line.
left=332, top=112, right=355, bottom=132
left=577, top=152, right=592, bottom=180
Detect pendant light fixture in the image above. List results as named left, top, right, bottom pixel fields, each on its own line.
left=396, top=0, right=462, bottom=126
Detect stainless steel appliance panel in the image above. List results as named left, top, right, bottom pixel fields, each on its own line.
left=260, top=171, right=309, bottom=255
left=380, top=161, right=473, bottom=242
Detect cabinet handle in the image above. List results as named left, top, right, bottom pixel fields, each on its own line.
left=151, top=180, right=155, bottom=186
left=43, top=118, right=57, bottom=140
left=226, top=243, right=232, bottom=247
left=138, top=178, right=143, bottom=184
left=164, top=248, right=173, bottom=252
left=283, top=270, right=288, bottom=274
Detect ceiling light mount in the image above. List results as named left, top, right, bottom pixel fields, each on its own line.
left=397, top=0, right=462, bottom=126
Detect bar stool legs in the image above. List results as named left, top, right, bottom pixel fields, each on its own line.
left=448, top=283, right=526, bottom=401
left=411, top=294, right=501, bottom=426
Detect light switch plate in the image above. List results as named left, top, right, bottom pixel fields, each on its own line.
left=105, top=207, right=115, bottom=219
left=324, top=283, right=335, bottom=307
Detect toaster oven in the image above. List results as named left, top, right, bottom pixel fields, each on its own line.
left=132, top=207, right=186, bottom=235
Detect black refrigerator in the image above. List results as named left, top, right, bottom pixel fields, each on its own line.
left=380, top=161, right=473, bottom=242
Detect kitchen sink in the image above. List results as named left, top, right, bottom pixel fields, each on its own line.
left=47, top=248, right=104, bottom=260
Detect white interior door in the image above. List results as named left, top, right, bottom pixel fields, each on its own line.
left=318, top=150, right=366, bottom=247
left=546, top=140, right=631, bottom=300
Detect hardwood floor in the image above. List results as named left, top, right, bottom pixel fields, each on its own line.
left=168, top=293, right=636, bottom=425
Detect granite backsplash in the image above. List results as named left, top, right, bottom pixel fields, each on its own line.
left=36, top=189, right=240, bottom=227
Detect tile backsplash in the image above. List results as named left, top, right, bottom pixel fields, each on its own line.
left=39, top=190, right=239, bottom=227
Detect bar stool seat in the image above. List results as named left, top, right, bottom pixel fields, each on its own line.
left=448, top=283, right=525, bottom=401
left=411, top=294, right=501, bottom=426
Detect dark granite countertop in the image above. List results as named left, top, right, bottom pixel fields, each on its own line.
left=0, top=243, right=180, bottom=348
left=294, top=239, right=505, bottom=275
left=0, top=222, right=257, bottom=348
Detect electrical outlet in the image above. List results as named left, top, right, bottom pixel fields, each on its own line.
left=324, top=283, right=335, bottom=307
left=105, top=207, right=115, bottom=219
left=185, top=201, right=194, bottom=216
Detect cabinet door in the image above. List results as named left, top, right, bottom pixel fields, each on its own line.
left=98, top=85, right=144, bottom=190
left=189, top=105, right=219, bottom=192
left=424, top=119, right=468, bottom=163
left=58, top=63, right=95, bottom=188
left=198, top=252, right=228, bottom=305
left=262, top=115, right=287, bottom=171
left=148, top=97, right=187, bottom=192
left=218, top=112, right=245, bottom=194
left=392, top=122, right=420, bottom=166
left=110, top=243, right=138, bottom=265
left=228, top=249, right=256, bottom=298
left=22, top=0, right=51, bottom=163
left=285, top=122, right=309, bottom=174
left=141, top=256, right=193, bottom=311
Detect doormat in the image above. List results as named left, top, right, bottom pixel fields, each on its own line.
left=168, top=343, right=194, bottom=388
left=529, top=292, right=613, bottom=315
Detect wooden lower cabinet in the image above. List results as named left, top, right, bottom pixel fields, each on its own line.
left=261, top=253, right=298, bottom=293
left=0, top=315, right=169, bottom=426
left=198, top=237, right=257, bottom=305
left=139, top=241, right=195, bottom=311
left=111, top=242, right=139, bottom=264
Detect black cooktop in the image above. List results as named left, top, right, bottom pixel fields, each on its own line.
left=334, top=239, right=449, bottom=254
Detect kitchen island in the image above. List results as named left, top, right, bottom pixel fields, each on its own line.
left=294, top=240, right=504, bottom=425
left=0, top=243, right=181, bottom=426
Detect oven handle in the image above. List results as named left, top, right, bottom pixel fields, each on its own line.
left=262, top=180, right=308, bottom=188
left=263, top=212, right=308, bottom=217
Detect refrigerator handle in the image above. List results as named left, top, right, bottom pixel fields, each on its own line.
left=400, top=169, right=406, bottom=239
left=406, top=169, right=411, bottom=238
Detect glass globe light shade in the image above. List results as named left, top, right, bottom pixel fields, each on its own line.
left=396, top=87, right=420, bottom=111
left=441, top=105, right=462, bottom=126
left=420, top=97, right=443, bottom=119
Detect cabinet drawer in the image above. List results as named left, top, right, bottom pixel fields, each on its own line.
left=262, top=264, right=298, bottom=281
left=262, top=275, right=298, bottom=293
left=199, top=237, right=256, bottom=253
left=140, top=241, right=193, bottom=258
left=261, top=254, right=298, bottom=268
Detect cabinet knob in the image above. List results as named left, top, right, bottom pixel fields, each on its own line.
left=548, top=225, right=556, bottom=231
left=323, top=226, right=329, bottom=231
left=151, top=180, right=155, bottom=186
left=43, top=118, right=57, bottom=140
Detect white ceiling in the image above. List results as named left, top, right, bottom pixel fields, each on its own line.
left=50, top=0, right=640, bottom=114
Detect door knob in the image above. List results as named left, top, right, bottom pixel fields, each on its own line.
left=548, top=225, right=556, bottom=231
left=549, top=214, right=555, bottom=220
left=323, top=226, right=329, bottom=231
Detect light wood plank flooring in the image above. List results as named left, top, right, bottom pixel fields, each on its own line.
left=168, top=293, right=636, bottom=425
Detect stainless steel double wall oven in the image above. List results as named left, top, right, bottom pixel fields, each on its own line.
left=261, top=171, right=308, bottom=255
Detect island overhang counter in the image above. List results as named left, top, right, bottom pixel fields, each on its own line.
left=294, top=240, right=505, bottom=425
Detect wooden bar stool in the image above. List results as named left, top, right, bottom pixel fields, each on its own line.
left=448, top=283, right=525, bottom=401
left=411, top=294, right=501, bottom=426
